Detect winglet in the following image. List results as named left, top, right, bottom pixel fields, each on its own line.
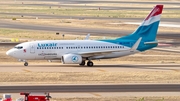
left=84, top=33, right=90, bottom=40
left=130, top=37, right=142, bottom=52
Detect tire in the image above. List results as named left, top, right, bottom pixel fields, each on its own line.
left=87, top=61, right=93, bottom=67
left=24, top=62, right=28, bottom=66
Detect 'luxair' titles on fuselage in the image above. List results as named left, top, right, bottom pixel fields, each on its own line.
left=38, top=43, right=57, bottom=47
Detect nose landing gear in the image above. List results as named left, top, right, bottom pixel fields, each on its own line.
left=19, top=59, right=28, bottom=66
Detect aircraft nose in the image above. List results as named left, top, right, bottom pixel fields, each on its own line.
left=6, top=49, right=14, bottom=56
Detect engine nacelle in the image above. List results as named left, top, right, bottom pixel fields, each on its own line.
left=62, top=54, right=82, bottom=64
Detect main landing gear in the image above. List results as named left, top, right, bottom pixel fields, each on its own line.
left=24, top=62, right=28, bottom=66
left=87, top=61, right=93, bottom=67
left=79, top=60, right=86, bottom=66
left=79, top=60, right=93, bottom=67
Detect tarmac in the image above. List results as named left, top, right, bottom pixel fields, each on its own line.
left=0, top=64, right=180, bottom=72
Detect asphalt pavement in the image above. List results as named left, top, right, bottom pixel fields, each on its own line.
left=0, top=84, right=180, bottom=93
left=1, top=12, right=180, bottom=23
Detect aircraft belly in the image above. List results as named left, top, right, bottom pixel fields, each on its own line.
left=92, top=51, right=139, bottom=59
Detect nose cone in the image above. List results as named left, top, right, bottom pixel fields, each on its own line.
left=6, top=49, right=13, bottom=57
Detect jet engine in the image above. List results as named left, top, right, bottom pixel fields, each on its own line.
left=62, top=54, right=82, bottom=64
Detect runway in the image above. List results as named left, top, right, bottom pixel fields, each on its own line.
left=0, top=64, right=180, bottom=94
left=20, top=0, right=180, bottom=5
left=22, top=4, right=180, bottom=10
left=0, top=20, right=128, bottom=35
left=0, top=84, right=180, bottom=93
left=0, top=64, right=180, bottom=72
left=1, top=12, right=180, bottom=23
left=0, top=20, right=179, bottom=39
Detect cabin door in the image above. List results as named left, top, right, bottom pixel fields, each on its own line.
left=30, top=43, right=35, bottom=53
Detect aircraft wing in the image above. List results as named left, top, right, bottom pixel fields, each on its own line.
left=77, top=49, right=127, bottom=57
left=76, top=37, right=142, bottom=57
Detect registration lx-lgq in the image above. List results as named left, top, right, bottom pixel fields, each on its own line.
left=6, top=5, right=163, bottom=67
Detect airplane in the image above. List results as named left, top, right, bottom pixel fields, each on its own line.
left=6, top=5, right=164, bottom=67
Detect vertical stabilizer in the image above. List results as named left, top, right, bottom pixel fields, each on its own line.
left=119, top=5, right=164, bottom=42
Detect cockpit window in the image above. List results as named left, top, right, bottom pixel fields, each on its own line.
left=14, top=46, right=23, bottom=49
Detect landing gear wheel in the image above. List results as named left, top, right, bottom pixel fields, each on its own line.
left=87, top=61, right=93, bottom=67
left=24, top=62, right=28, bottom=66
left=79, top=60, right=86, bottom=66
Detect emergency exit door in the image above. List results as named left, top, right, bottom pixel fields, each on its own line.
left=30, top=43, right=35, bottom=53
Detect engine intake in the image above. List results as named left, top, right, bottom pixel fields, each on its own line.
left=62, top=54, right=82, bottom=64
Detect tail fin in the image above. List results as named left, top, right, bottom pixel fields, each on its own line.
left=119, top=5, right=163, bottom=42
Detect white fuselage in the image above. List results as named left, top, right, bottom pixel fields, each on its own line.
left=7, top=40, right=138, bottom=61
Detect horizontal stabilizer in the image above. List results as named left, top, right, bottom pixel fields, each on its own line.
left=144, top=41, right=158, bottom=45
left=130, top=37, right=142, bottom=52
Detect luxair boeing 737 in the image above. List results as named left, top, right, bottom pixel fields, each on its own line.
left=6, top=5, right=164, bottom=66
